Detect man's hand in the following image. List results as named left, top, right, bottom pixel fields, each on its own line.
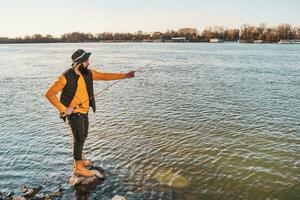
left=64, top=107, right=74, bottom=116
left=125, top=71, right=135, bottom=78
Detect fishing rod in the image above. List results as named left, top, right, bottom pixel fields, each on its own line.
left=60, top=62, right=151, bottom=120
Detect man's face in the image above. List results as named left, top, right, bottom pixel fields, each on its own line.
left=82, top=59, right=90, bottom=68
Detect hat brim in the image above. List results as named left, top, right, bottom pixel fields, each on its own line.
left=76, top=52, right=91, bottom=64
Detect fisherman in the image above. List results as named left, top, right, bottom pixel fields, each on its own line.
left=45, top=49, right=135, bottom=177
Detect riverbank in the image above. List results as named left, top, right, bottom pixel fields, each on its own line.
left=1, top=40, right=300, bottom=44
left=1, top=23, right=299, bottom=44
left=0, top=186, right=127, bottom=200
left=1, top=39, right=300, bottom=44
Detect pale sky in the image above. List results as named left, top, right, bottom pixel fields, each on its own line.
left=0, top=0, right=299, bottom=37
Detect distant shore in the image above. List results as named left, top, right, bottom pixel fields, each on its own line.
left=1, top=39, right=300, bottom=44
left=1, top=23, right=299, bottom=44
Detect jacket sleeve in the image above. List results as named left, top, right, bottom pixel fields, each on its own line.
left=45, top=75, right=67, bottom=113
left=91, top=69, right=126, bottom=80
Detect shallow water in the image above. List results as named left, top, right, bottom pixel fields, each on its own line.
left=0, top=43, right=299, bottom=199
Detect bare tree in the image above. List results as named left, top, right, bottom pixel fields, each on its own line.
left=277, top=23, right=293, bottom=39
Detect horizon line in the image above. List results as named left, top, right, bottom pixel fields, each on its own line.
left=1, top=22, right=299, bottom=39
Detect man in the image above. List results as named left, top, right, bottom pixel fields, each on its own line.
left=45, top=49, right=135, bottom=177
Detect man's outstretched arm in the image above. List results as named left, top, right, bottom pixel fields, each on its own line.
left=91, top=69, right=134, bottom=80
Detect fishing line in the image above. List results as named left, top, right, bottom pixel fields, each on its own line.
left=60, top=62, right=152, bottom=120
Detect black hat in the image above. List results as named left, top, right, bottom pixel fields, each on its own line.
left=71, top=49, right=91, bottom=64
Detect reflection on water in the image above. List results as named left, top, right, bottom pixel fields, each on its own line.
left=0, top=43, right=299, bottom=199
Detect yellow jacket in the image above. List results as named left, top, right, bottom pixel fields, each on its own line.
left=45, top=69, right=126, bottom=113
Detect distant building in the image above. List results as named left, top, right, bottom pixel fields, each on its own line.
left=210, top=38, right=224, bottom=43
left=142, top=39, right=153, bottom=42
left=278, top=39, right=292, bottom=44
left=171, top=37, right=187, bottom=42
left=254, top=40, right=264, bottom=43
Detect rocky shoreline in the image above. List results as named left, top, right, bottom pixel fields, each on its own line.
left=0, top=166, right=127, bottom=200
left=0, top=184, right=63, bottom=200
left=0, top=184, right=127, bottom=200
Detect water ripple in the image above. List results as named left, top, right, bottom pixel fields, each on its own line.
left=0, top=43, right=299, bottom=199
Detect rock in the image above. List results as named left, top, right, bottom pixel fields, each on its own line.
left=111, top=195, right=127, bottom=200
left=69, top=165, right=105, bottom=194
left=154, top=169, right=189, bottom=189
left=52, top=184, right=64, bottom=198
left=23, top=186, right=42, bottom=199
left=53, top=191, right=62, bottom=198
left=23, top=189, right=35, bottom=198
left=21, top=186, right=28, bottom=194
left=12, top=197, right=26, bottom=200
left=43, top=193, right=52, bottom=200
left=34, top=193, right=53, bottom=200
left=7, top=190, right=14, bottom=198
left=34, top=193, right=45, bottom=199
left=57, top=184, right=64, bottom=192
left=53, top=191, right=61, bottom=198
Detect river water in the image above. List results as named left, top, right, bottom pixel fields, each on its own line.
left=0, top=43, right=299, bottom=199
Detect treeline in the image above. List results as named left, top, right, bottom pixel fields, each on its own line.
left=0, top=34, right=59, bottom=43
left=1, top=23, right=300, bottom=43
left=240, top=23, right=300, bottom=42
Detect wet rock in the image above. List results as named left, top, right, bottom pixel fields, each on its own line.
left=34, top=193, right=45, bottom=200
left=21, top=186, right=28, bottom=194
left=53, top=190, right=62, bottom=198
left=42, top=193, right=52, bottom=200
left=111, top=195, right=127, bottom=200
left=34, top=192, right=54, bottom=200
left=7, top=190, right=14, bottom=198
left=12, top=197, right=26, bottom=200
left=0, top=191, right=2, bottom=199
left=52, top=185, right=63, bottom=198
left=69, top=165, right=105, bottom=194
left=23, top=186, right=42, bottom=199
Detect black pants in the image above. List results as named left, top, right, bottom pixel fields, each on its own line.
left=67, top=113, right=89, bottom=161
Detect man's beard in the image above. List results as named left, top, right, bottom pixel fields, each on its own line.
left=79, top=64, right=89, bottom=75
